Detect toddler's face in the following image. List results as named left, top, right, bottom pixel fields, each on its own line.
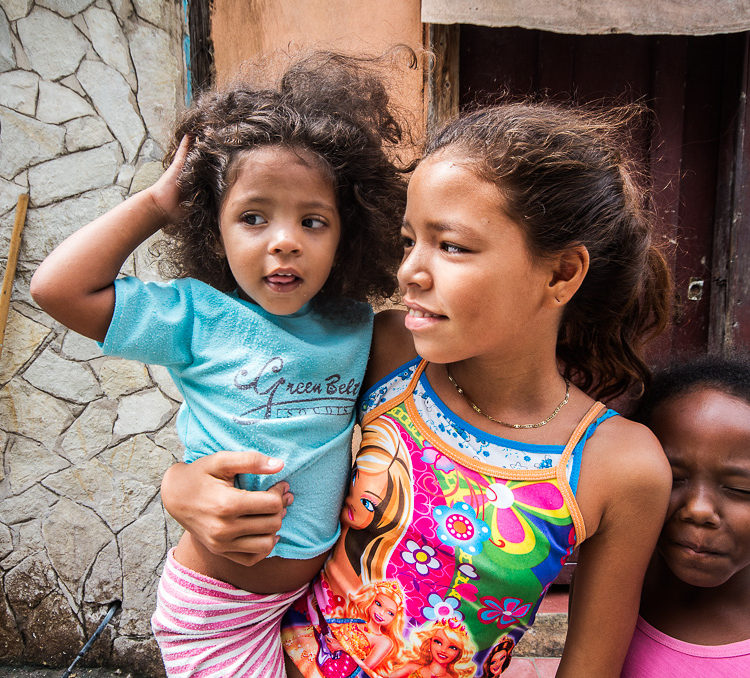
left=651, top=388, right=750, bottom=588
left=218, top=146, right=340, bottom=315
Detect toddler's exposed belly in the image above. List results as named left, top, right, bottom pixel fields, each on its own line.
left=173, top=531, right=327, bottom=593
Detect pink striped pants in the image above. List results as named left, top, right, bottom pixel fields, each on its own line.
left=151, top=549, right=308, bottom=677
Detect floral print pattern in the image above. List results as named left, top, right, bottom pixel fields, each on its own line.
left=421, top=446, right=455, bottom=472
left=434, top=502, right=492, bottom=555
left=283, top=361, right=615, bottom=678
left=421, top=593, right=464, bottom=621
left=477, top=596, right=533, bottom=628
left=401, top=540, right=441, bottom=575
left=376, top=396, right=598, bottom=652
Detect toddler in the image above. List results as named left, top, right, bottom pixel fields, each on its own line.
left=31, top=52, right=410, bottom=676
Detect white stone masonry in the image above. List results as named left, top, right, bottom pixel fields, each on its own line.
left=0, top=0, right=186, bottom=674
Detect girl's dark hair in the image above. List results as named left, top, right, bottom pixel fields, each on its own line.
left=634, top=353, right=750, bottom=425
left=425, top=103, right=673, bottom=400
left=157, top=51, right=416, bottom=303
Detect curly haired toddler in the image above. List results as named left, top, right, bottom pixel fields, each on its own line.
left=31, top=51, right=412, bottom=677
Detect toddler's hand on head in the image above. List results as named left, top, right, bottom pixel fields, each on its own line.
left=149, top=135, right=191, bottom=226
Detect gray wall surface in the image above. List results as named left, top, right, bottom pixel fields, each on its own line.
left=0, top=1, right=186, bottom=674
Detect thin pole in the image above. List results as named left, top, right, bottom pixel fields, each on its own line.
left=0, top=193, right=29, bottom=358
left=60, top=601, right=120, bottom=678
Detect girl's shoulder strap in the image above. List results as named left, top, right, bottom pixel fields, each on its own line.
left=361, top=358, right=426, bottom=426
left=559, top=401, right=608, bottom=468
left=557, top=401, right=608, bottom=544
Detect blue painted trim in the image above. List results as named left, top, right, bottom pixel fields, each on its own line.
left=182, top=0, right=192, bottom=104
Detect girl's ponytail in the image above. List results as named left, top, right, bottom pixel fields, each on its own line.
left=557, top=242, right=672, bottom=400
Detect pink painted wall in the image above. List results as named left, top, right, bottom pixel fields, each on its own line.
left=210, top=0, right=425, bottom=134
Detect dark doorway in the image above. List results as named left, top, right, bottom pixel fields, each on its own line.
left=456, top=27, right=750, bottom=364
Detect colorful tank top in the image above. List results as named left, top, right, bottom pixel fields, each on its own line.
left=281, top=358, right=616, bottom=677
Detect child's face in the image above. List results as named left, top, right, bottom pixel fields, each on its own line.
left=398, top=154, right=553, bottom=364
left=218, top=146, right=341, bottom=315
left=651, top=387, right=750, bottom=588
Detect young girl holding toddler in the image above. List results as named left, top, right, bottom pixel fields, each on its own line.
left=30, top=53, right=410, bottom=676
left=621, top=354, right=750, bottom=676
left=162, top=102, right=675, bottom=676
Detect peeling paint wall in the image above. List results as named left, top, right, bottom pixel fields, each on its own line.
left=0, top=0, right=185, bottom=674
left=210, top=0, right=425, bottom=136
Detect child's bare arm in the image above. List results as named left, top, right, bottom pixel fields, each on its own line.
left=558, top=420, right=671, bottom=676
left=30, top=138, right=189, bottom=342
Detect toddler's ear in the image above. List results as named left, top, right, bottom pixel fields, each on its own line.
left=547, top=245, right=589, bottom=306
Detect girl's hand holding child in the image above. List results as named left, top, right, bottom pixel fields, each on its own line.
left=161, top=449, right=292, bottom=568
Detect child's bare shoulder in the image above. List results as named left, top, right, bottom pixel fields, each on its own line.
left=578, top=415, right=671, bottom=535
left=588, top=415, right=670, bottom=489
left=363, top=309, right=417, bottom=389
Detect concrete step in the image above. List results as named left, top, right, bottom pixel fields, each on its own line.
left=514, top=589, right=568, bottom=658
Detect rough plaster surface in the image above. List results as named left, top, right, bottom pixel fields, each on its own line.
left=421, top=0, right=750, bottom=35
left=0, top=0, right=185, bottom=674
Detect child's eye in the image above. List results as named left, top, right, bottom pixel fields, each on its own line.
left=302, top=217, right=326, bottom=229
left=669, top=467, right=687, bottom=484
left=442, top=242, right=467, bottom=254
left=242, top=213, right=266, bottom=226
left=726, top=486, right=750, bottom=497
left=401, top=234, right=415, bottom=249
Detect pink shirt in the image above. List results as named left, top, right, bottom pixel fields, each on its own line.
left=621, top=616, right=750, bottom=677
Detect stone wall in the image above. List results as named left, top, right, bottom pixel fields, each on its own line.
left=0, top=1, right=185, bottom=674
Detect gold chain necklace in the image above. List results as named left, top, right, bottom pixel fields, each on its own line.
left=446, top=369, right=571, bottom=429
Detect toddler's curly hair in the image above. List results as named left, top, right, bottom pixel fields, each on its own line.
left=156, top=51, right=415, bottom=303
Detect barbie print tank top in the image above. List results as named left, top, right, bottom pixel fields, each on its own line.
left=281, top=358, right=616, bottom=677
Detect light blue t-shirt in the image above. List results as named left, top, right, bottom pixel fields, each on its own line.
left=100, top=277, right=373, bottom=559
